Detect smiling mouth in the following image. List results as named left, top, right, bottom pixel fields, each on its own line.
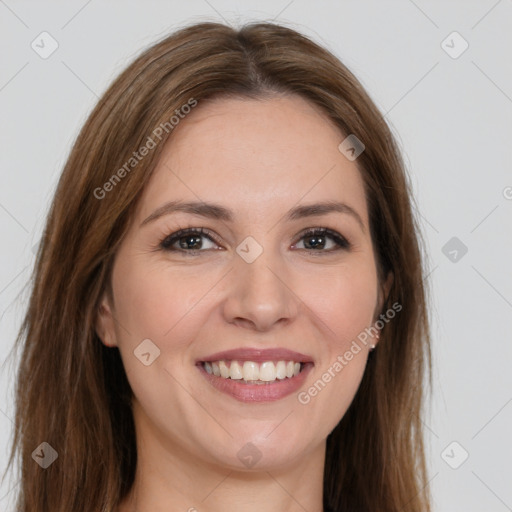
left=198, top=360, right=311, bottom=384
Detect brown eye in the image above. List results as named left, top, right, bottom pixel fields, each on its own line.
left=160, top=228, right=220, bottom=253
left=293, top=228, right=351, bottom=252
left=159, top=226, right=351, bottom=256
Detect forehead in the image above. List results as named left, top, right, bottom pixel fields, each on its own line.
left=136, top=95, right=369, bottom=226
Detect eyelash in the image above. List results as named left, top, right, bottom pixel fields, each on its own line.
left=159, top=226, right=351, bottom=255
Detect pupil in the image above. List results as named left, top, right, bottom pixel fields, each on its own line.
left=305, top=235, right=324, bottom=250
left=180, top=235, right=202, bottom=250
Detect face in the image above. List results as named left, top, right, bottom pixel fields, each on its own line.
left=96, top=94, right=390, bottom=472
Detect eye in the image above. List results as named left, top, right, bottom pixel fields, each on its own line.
left=292, top=227, right=351, bottom=252
left=159, top=226, right=351, bottom=255
left=160, top=227, right=221, bottom=254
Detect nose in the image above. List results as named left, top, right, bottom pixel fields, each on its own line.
left=221, top=248, right=300, bottom=332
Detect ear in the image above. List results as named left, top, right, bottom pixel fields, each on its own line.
left=95, top=291, right=118, bottom=348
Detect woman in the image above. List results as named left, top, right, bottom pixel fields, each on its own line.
left=6, top=21, right=432, bottom=512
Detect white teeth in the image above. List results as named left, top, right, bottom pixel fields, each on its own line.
left=275, top=361, right=287, bottom=380
left=202, top=359, right=305, bottom=382
left=259, top=361, right=275, bottom=381
left=219, top=360, right=230, bottom=378
left=229, top=361, right=243, bottom=380
left=242, top=361, right=259, bottom=381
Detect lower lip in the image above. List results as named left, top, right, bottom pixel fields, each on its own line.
left=197, top=363, right=314, bottom=402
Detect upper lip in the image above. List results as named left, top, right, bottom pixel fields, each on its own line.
left=197, top=347, right=314, bottom=364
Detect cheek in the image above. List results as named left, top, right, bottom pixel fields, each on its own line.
left=311, top=261, right=377, bottom=409
left=295, top=264, right=377, bottom=434
left=298, top=259, right=379, bottom=347
left=113, top=257, right=210, bottom=341
left=110, top=263, right=202, bottom=408
left=110, top=258, right=224, bottom=402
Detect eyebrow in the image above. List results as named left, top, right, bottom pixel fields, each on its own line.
left=140, top=200, right=366, bottom=232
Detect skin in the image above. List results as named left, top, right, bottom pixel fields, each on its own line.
left=96, top=94, right=392, bottom=512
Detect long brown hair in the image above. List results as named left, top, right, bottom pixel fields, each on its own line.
left=4, top=21, right=432, bottom=512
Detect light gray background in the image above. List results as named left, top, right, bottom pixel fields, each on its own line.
left=1, top=1, right=511, bottom=511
